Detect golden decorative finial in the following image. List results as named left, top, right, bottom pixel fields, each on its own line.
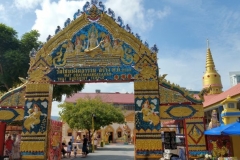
left=202, top=40, right=222, bottom=95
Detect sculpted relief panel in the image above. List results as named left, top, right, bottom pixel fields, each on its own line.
left=51, top=23, right=134, bottom=66
left=47, top=23, right=140, bottom=82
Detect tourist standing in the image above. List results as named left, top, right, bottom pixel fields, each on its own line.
left=61, top=142, right=67, bottom=158
left=82, top=135, right=88, bottom=157
left=68, top=139, right=73, bottom=151
left=5, top=136, right=14, bottom=160
left=67, top=141, right=71, bottom=157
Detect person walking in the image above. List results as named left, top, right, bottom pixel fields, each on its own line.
left=82, top=135, right=88, bottom=158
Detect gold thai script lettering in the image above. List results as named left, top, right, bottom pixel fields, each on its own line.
left=55, top=67, right=126, bottom=81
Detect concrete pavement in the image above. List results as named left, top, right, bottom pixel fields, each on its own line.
left=63, top=143, right=134, bottom=160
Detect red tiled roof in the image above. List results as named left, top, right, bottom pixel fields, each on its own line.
left=203, top=83, right=240, bottom=107
left=193, top=94, right=200, bottom=100
left=65, top=83, right=240, bottom=107
left=65, top=92, right=134, bottom=104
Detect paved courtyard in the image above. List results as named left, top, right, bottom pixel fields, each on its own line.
left=63, top=143, right=134, bottom=160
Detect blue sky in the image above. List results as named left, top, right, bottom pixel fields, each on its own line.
left=1, top=0, right=240, bottom=115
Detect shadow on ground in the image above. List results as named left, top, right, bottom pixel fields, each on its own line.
left=78, top=155, right=134, bottom=160
left=96, top=147, right=134, bottom=151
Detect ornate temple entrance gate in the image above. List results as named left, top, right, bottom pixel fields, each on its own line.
left=0, top=1, right=208, bottom=160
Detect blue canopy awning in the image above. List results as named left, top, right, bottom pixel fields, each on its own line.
left=204, top=121, right=240, bottom=135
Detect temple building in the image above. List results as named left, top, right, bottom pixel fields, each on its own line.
left=202, top=45, right=240, bottom=126
left=202, top=45, right=240, bottom=159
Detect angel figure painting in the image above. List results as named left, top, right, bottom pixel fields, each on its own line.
left=137, top=100, right=160, bottom=126
left=23, top=103, right=47, bottom=131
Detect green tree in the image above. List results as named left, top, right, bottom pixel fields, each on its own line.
left=0, top=23, right=20, bottom=90
left=0, top=23, right=84, bottom=101
left=53, top=85, right=84, bottom=101
left=59, top=97, right=125, bottom=139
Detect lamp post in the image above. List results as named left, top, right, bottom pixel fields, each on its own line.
left=92, top=114, right=96, bottom=153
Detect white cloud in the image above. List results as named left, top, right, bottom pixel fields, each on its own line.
left=0, top=4, right=4, bottom=11
left=32, top=0, right=170, bottom=42
left=105, top=0, right=170, bottom=30
left=14, top=0, right=43, bottom=9
left=0, top=4, right=7, bottom=21
left=32, top=0, right=88, bottom=41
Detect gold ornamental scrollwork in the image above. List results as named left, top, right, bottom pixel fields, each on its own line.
left=20, top=141, right=45, bottom=152
left=136, top=139, right=162, bottom=150
left=28, top=66, right=51, bottom=83
left=134, top=81, right=159, bottom=90
left=134, top=59, right=158, bottom=81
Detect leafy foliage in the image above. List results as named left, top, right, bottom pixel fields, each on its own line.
left=53, top=85, right=84, bottom=101
left=59, top=97, right=125, bottom=132
left=0, top=23, right=84, bottom=101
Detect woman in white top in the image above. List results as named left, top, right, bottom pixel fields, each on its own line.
left=67, top=142, right=71, bottom=157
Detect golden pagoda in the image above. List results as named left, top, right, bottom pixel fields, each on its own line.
left=202, top=40, right=223, bottom=94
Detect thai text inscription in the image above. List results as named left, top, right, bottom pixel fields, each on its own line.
left=47, top=66, right=138, bottom=82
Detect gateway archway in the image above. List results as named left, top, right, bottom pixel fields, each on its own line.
left=0, top=1, right=207, bottom=160
left=22, top=2, right=161, bottom=159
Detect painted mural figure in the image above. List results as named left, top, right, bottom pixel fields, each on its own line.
left=65, top=40, right=74, bottom=57
left=52, top=132, right=60, bottom=147
left=190, top=126, right=201, bottom=140
left=88, top=31, right=98, bottom=49
left=101, top=35, right=112, bottom=55
left=140, top=100, right=159, bottom=126
left=24, top=104, right=47, bottom=131
left=112, top=39, right=124, bottom=57
left=86, top=26, right=99, bottom=50
left=84, top=25, right=103, bottom=57
left=75, top=36, right=85, bottom=55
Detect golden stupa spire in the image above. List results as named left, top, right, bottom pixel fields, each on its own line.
left=206, top=39, right=215, bottom=69
left=202, top=39, right=222, bottom=95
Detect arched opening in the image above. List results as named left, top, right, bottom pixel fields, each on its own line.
left=116, top=126, right=123, bottom=139
left=104, top=126, right=114, bottom=144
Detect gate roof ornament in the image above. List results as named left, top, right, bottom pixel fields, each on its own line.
left=27, top=0, right=160, bottom=84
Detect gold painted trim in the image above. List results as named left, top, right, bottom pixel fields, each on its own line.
left=21, top=155, right=44, bottom=159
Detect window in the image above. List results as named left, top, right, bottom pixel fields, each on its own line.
left=128, top=131, right=131, bottom=138
left=228, top=103, right=235, bottom=108
left=117, top=131, right=122, bottom=138
left=237, top=100, right=240, bottom=110
left=67, top=128, right=72, bottom=136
